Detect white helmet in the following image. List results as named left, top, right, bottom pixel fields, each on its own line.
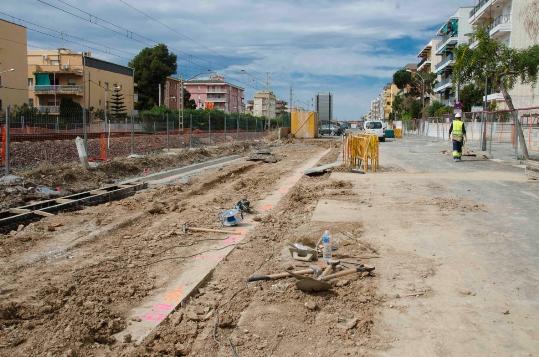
left=455, top=112, right=462, bottom=118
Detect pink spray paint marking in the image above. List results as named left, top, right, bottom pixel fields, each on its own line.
left=257, top=203, right=274, bottom=212
left=223, top=235, right=242, bottom=245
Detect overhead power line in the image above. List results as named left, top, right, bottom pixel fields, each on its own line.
left=37, top=0, right=213, bottom=70
left=0, top=11, right=135, bottom=61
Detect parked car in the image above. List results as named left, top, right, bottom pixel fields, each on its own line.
left=364, top=120, right=386, bottom=141
left=318, top=124, right=343, bottom=136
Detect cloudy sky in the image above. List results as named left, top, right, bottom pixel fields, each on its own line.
left=3, top=0, right=473, bottom=119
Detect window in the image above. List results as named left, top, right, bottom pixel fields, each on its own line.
left=50, top=60, right=60, bottom=65
left=366, top=121, right=383, bottom=129
left=0, top=99, right=2, bottom=111
left=28, top=78, right=34, bottom=87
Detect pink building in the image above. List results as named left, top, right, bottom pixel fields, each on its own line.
left=184, top=75, right=244, bottom=113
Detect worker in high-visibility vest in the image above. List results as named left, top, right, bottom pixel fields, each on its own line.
left=449, top=112, right=466, bottom=161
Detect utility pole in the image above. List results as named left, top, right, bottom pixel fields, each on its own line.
left=158, top=83, right=162, bottom=106
left=482, top=75, right=488, bottom=151
left=289, top=86, right=293, bottom=124
left=179, top=75, right=184, bottom=146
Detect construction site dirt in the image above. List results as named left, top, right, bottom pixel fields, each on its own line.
left=0, top=141, right=258, bottom=211
left=1, top=140, right=380, bottom=356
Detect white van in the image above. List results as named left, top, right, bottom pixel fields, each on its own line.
left=364, top=120, right=386, bottom=142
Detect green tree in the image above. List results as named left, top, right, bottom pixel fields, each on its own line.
left=459, top=83, right=483, bottom=112
left=453, top=27, right=539, bottom=158
left=183, top=88, right=196, bottom=109
left=110, top=86, right=127, bottom=121
left=393, top=69, right=412, bottom=90
left=129, top=44, right=177, bottom=110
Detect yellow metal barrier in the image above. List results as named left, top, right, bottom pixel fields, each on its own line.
left=394, top=128, right=402, bottom=138
left=343, top=134, right=379, bottom=172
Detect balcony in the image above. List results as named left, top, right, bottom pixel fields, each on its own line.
left=36, top=105, right=60, bottom=114
left=488, top=14, right=511, bottom=39
left=207, top=87, right=228, bottom=94
left=469, top=0, right=510, bottom=25
left=32, top=64, right=83, bottom=76
left=417, top=58, right=431, bottom=72
left=33, top=85, right=83, bottom=96
left=435, top=56, right=455, bottom=73
left=433, top=77, right=453, bottom=93
left=206, top=97, right=227, bottom=103
left=436, top=33, right=458, bottom=55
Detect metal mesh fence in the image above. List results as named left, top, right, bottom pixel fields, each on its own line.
left=403, top=107, right=539, bottom=160
left=0, top=109, right=271, bottom=173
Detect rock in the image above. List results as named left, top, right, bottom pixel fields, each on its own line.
left=304, top=301, right=318, bottom=311
left=186, top=310, right=201, bottom=322
left=335, top=279, right=350, bottom=287
left=503, top=310, right=510, bottom=315
left=218, top=313, right=235, bottom=328
left=0, top=175, right=23, bottom=186
left=458, top=289, right=474, bottom=296
left=146, top=203, right=165, bottom=215
left=174, top=342, right=191, bottom=356
left=338, top=317, right=358, bottom=330
left=17, top=224, right=24, bottom=232
left=47, top=225, right=56, bottom=232
left=123, top=334, right=132, bottom=343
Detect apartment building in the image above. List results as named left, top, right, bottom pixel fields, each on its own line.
left=164, top=76, right=182, bottom=110
left=253, top=91, right=277, bottom=119
left=0, top=19, right=28, bottom=114
left=369, top=96, right=383, bottom=120
left=417, top=39, right=441, bottom=74
left=27, top=49, right=135, bottom=116
left=184, top=75, right=244, bottom=113
left=316, top=93, right=333, bottom=123
left=245, top=100, right=254, bottom=114
left=469, top=0, right=539, bottom=108
left=276, top=100, right=288, bottom=117
left=433, top=7, right=473, bottom=106
left=382, top=83, right=399, bottom=120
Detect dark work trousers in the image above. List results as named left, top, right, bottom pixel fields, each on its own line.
left=452, top=139, right=463, bottom=158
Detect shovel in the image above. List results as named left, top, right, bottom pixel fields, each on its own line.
left=290, top=265, right=375, bottom=292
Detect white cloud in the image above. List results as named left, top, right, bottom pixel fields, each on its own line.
left=2, top=0, right=473, bottom=118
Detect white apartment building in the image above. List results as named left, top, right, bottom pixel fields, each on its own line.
left=369, top=96, right=383, bottom=120
left=469, top=0, right=539, bottom=109
left=417, top=39, right=442, bottom=104
left=433, top=7, right=474, bottom=106
left=253, top=91, right=276, bottom=119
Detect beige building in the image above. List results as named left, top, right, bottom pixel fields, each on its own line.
left=469, top=0, right=539, bottom=108
left=382, top=83, right=399, bottom=120
left=0, top=19, right=28, bottom=114
left=27, top=49, right=135, bottom=117
left=253, top=91, right=276, bottom=119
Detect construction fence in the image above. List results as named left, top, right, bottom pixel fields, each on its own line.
left=0, top=109, right=272, bottom=172
left=343, top=133, right=379, bottom=172
left=403, top=107, right=539, bottom=159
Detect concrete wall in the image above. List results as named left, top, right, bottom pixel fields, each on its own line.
left=0, top=19, right=28, bottom=113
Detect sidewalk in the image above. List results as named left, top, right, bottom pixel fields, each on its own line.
left=321, top=136, right=539, bottom=356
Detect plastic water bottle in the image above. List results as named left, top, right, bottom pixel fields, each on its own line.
left=322, top=230, right=332, bottom=262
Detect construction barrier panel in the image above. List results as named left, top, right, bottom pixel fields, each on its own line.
left=291, top=111, right=318, bottom=138
left=394, top=128, right=402, bottom=138
left=343, top=133, right=379, bottom=172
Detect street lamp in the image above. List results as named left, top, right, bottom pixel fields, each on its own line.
left=407, top=69, right=427, bottom=118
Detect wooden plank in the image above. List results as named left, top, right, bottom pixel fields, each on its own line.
left=34, top=210, right=55, bottom=217
left=9, top=208, right=31, bottom=214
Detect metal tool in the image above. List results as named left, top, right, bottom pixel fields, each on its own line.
left=182, top=223, right=239, bottom=235
left=288, top=243, right=318, bottom=262
left=291, top=265, right=375, bottom=292
left=247, top=266, right=321, bottom=282
left=319, top=259, right=340, bottom=279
